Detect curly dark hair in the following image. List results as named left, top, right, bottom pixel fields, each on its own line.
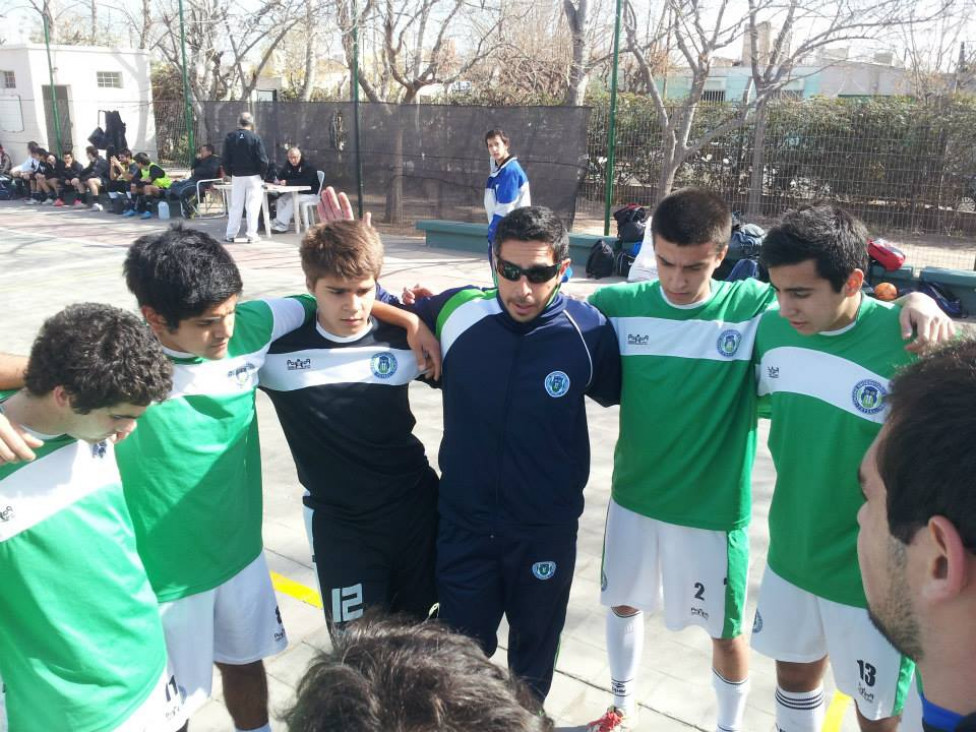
left=24, top=303, right=173, bottom=413
left=124, top=224, right=243, bottom=329
left=283, top=616, right=547, bottom=732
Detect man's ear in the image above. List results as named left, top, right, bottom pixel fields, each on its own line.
left=51, top=384, right=71, bottom=409
left=845, top=269, right=865, bottom=296
left=715, top=244, right=729, bottom=264
left=141, top=306, right=170, bottom=337
left=305, top=276, right=316, bottom=295
left=558, top=258, right=572, bottom=278
left=920, top=516, right=970, bottom=604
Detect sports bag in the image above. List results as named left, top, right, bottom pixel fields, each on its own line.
left=586, top=239, right=616, bottom=279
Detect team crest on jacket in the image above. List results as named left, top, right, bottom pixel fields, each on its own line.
left=852, top=379, right=886, bottom=415
left=544, top=370, right=570, bottom=398
left=532, top=561, right=557, bottom=580
left=370, top=352, right=398, bottom=379
left=716, top=329, right=742, bottom=358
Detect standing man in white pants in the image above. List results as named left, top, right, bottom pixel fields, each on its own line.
left=223, top=111, right=268, bottom=243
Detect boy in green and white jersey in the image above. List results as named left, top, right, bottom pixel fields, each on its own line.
left=751, top=204, right=918, bottom=732
left=119, top=226, right=317, bottom=730
left=586, top=190, right=950, bottom=732
left=587, top=189, right=770, bottom=732
left=0, top=303, right=184, bottom=732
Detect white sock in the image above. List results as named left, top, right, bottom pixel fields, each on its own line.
left=606, top=608, right=644, bottom=715
left=712, top=669, right=749, bottom=732
left=774, top=685, right=825, bottom=732
left=235, top=725, right=271, bottom=732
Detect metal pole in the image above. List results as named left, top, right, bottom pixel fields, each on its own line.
left=42, top=12, right=63, bottom=156
left=351, top=0, right=365, bottom=218
left=603, top=0, right=623, bottom=236
left=178, top=0, right=195, bottom=163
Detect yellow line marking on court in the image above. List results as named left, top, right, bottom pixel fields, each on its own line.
left=823, top=691, right=852, bottom=732
left=270, top=571, right=322, bottom=609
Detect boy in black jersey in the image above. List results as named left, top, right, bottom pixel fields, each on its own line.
left=259, top=220, right=438, bottom=631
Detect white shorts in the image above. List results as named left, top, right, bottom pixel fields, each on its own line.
left=750, top=567, right=914, bottom=719
left=599, top=499, right=749, bottom=639
left=0, top=666, right=186, bottom=732
left=159, top=552, right=288, bottom=716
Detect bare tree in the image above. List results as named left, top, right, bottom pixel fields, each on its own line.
left=621, top=0, right=952, bottom=207
left=562, top=0, right=616, bottom=104
left=334, top=0, right=503, bottom=221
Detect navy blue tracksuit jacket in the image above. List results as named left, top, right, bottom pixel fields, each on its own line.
left=415, top=286, right=620, bottom=701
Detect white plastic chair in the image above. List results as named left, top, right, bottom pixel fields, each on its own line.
left=299, top=170, right=326, bottom=230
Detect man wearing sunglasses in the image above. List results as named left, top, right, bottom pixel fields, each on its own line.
left=412, top=205, right=621, bottom=711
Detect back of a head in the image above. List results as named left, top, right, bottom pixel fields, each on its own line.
left=284, top=618, right=545, bottom=732
left=880, top=339, right=976, bottom=554
left=239, top=112, right=254, bottom=129
left=24, top=303, right=173, bottom=413
left=124, top=225, right=243, bottom=329
left=134, top=152, right=150, bottom=166
left=493, top=206, right=568, bottom=261
left=760, top=202, right=868, bottom=292
left=300, top=221, right=384, bottom=284
left=651, top=187, right=731, bottom=250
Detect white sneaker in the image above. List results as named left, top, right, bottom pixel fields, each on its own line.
left=271, top=221, right=289, bottom=233
left=586, top=707, right=633, bottom=732
left=92, top=203, right=104, bottom=212
left=246, top=235, right=262, bottom=243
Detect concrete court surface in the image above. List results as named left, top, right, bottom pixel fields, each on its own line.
left=0, top=202, right=864, bottom=731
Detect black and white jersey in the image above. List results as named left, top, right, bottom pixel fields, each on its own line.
left=260, top=317, right=430, bottom=523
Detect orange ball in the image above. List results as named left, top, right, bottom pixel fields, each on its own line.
left=873, top=282, right=898, bottom=301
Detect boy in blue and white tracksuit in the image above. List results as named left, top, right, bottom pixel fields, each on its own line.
left=414, top=206, right=620, bottom=705
left=484, top=129, right=531, bottom=245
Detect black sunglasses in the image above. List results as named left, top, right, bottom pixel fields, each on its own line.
left=495, top=258, right=560, bottom=284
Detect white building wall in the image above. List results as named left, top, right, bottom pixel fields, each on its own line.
left=0, top=44, right=156, bottom=158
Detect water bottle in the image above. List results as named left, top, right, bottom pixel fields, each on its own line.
left=158, top=200, right=170, bottom=220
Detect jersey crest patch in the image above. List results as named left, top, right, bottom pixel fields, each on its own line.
left=716, top=329, right=742, bottom=358
left=532, top=561, right=557, bottom=580
left=370, top=352, right=399, bottom=379
left=852, top=379, right=887, bottom=415
left=544, top=370, right=570, bottom=398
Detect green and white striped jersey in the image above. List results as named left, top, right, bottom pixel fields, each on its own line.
left=756, top=296, right=913, bottom=607
left=589, top=278, right=775, bottom=531
left=117, top=297, right=314, bottom=602
left=0, top=428, right=167, bottom=732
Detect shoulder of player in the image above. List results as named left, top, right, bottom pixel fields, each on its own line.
left=562, top=295, right=611, bottom=330
left=588, top=280, right=657, bottom=315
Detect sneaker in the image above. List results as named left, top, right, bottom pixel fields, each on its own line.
left=122, top=209, right=136, bottom=217
left=224, top=236, right=236, bottom=243
left=271, top=221, right=289, bottom=233
left=586, top=707, right=631, bottom=732
left=24, top=198, right=38, bottom=205
left=246, top=235, right=262, bottom=243
left=53, top=198, right=64, bottom=207
left=91, top=203, right=104, bottom=212
left=140, top=211, right=153, bottom=220
left=41, top=198, right=54, bottom=205
left=73, top=199, right=84, bottom=207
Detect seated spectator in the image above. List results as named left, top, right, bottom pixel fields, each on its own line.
left=0, top=144, right=11, bottom=177
left=34, top=150, right=64, bottom=205
left=10, top=141, right=39, bottom=197
left=20, top=146, right=44, bottom=203
left=107, top=149, right=138, bottom=212
left=283, top=617, right=548, bottom=732
left=126, top=153, right=172, bottom=219
left=271, top=146, right=320, bottom=232
left=168, top=144, right=221, bottom=216
left=74, top=146, right=109, bottom=210
left=53, top=151, right=84, bottom=207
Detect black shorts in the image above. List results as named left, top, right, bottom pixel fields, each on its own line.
left=308, top=467, right=439, bottom=630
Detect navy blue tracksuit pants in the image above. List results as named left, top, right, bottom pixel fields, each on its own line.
left=436, top=519, right=577, bottom=702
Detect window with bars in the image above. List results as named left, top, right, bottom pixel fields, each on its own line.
left=96, top=71, right=123, bottom=89
left=2, top=71, right=15, bottom=89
